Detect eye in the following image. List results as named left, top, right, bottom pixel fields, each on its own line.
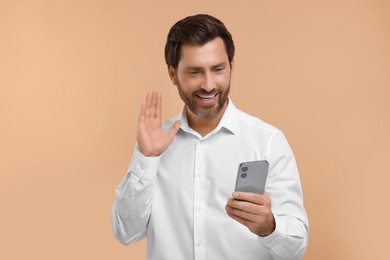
left=214, top=67, right=225, bottom=73
left=187, top=70, right=200, bottom=76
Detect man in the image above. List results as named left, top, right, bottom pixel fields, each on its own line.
left=112, top=14, right=309, bottom=260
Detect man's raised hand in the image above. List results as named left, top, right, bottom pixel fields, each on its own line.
left=137, top=90, right=181, bottom=157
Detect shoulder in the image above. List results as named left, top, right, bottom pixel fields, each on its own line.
left=235, top=108, right=281, bottom=137
left=234, top=108, right=294, bottom=158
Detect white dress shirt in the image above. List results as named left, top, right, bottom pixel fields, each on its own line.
left=112, top=99, right=309, bottom=260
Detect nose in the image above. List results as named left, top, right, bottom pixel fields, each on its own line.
left=201, top=72, right=215, bottom=92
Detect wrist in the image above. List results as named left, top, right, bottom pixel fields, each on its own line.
left=137, top=144, right=161, bottom=157
left=258, top=215, right=276, bottom=237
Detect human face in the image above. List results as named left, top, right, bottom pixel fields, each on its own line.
left=169, top=37, right=233, bottom=119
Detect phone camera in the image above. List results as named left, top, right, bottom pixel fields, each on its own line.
left=241, top=173, right=247, bottom=178
left=242, top=166, right=248, bottom=172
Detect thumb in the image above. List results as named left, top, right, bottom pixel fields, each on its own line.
left=167, top=120, right=181, bottom=140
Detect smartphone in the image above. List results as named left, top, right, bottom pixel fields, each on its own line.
left=234, top=160, right=269, bottom=195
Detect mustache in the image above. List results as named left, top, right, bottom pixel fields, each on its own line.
left=193, top=89, right=218, bottom=96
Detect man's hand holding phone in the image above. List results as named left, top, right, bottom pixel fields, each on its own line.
left=137, top=90, right=181, bottom=157
left=226, top=160, right=275, bottom=237
left=225, top=191, right=276, bottom=237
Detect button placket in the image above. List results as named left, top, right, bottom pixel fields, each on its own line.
left=193, top=140, right=205, bottom=259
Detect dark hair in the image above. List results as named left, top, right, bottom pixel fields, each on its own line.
left=164, top=14, right=235, bottom=69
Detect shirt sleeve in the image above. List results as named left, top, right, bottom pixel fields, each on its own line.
left=111, top=146, right=160, bottom=245
left=258, top=131, right=309, bottom=259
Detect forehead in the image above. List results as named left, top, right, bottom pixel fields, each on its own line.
left=178, top=37, right=229, bottom=69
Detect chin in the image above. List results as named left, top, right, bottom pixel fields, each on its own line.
left=190, top=104, right=223, bottom=119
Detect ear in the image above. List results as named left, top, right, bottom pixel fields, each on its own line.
left=168, top=66, right=178, bottom=85
left=230, top=59, right=235, bottom=75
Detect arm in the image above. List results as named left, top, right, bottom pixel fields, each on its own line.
left=111, top=90, right=181, bottom=245
left=226, top=131, right=309, bottom=259
left=111, top=148, right=160, bottom=245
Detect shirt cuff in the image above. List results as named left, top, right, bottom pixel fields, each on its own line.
left=130, top=145, right=161, bottom=180
left=257, top=212, right=286, bottom=249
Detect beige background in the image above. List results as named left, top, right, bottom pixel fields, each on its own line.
left=1, top=0, right=389, bottom=259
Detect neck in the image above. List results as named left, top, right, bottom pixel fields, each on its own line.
left=186, top=100, right=228, bottom=137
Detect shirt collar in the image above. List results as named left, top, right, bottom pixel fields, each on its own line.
left=218, top=98, right=239, bottom=135
left=178, top=97, right=239, bottom=137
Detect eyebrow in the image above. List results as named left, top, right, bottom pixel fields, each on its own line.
left=185, top=62, right=229, bottom=71
left=211, top=62, right=228, bottom=69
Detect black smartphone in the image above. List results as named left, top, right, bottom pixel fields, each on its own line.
left=234, top=160, right=269, bottom=195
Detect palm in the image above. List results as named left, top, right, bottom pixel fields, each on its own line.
left=137, top=91, right=180, bottom=157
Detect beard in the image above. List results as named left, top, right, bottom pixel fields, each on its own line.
left=176, top=82, right=231, bottom=119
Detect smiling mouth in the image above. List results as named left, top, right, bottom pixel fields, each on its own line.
left=196, top=93, right=218, bottom=100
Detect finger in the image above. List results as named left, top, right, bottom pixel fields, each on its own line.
left=167, top=120, right=181, bottom=140
left=226, top=199, right=261, bottom=215
left=225, top=205, right=260, bottom=223
left=226, top=208, right=255, bottom=227
left=139, top=99, right=146, bottom=122
left=150, top=90, right=158, bottom=118
left=232, top=192, right=265, bottom=205
left=145, top=91, right=153, bottom=119
left=156, top=91, right=162, bottom=119
left=139, top=92, right=150, bottom=122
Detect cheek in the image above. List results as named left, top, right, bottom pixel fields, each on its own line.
left=178, top=76, right=200, bottom=90
left=216, top=74, right=231, bottom=87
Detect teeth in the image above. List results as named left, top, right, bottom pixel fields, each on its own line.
left=198, top=94, right=217, bottom=99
